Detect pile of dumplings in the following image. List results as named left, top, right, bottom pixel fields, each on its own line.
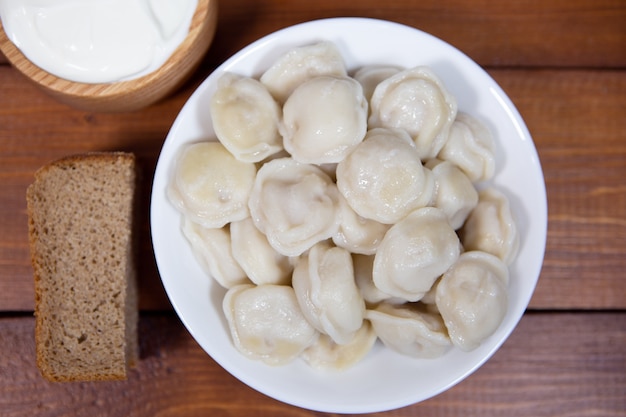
left=167, top=41, right=520, bottom=371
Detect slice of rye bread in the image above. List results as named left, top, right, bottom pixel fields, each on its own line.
left=26, top=152, right=139, bottom=382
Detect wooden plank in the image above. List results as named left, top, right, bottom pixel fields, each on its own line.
left=210, top=0, right=626, bottom=68
left=1, top=0, right=625, bottom=69
left=0, top=312, right=624, bottom=416
left=1, top=65, right=625, bottom=311
left=492, top=69, right=626, bottom=309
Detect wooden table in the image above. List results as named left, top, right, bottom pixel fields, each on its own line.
left=1, top=1, right=625, bottom=415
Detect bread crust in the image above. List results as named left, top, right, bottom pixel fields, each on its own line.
left=27, top=152, right=139, bottom=382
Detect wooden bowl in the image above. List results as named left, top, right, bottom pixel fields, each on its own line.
left=0, top=0, right=218, bottom=112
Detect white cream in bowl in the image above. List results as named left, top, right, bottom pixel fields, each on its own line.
left=0, top=0, right=197, bottom=83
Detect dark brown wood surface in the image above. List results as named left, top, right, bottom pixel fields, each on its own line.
left=1, top=1, right=625, bottom=415
left=1, top=313, right=625, bottom=417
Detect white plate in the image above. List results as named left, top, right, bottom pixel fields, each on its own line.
left=151, top=17, right=547, bottom=413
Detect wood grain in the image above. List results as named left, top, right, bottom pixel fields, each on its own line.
left=492, top=69, right=626, bottom=309
left=0, top=312, right=624, bottom=416
left=209, top=0, right=626, bottom=69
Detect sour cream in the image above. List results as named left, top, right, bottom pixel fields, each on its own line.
left=0, top=0, right=197, bottom=83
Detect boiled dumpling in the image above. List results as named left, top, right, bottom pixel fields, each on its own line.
left=248, top=157, right=340, bottom=256
left=336, top=127, right=435, bottom=224
left=366, top=302, right=451, bottom=358
left=292, top=241, right=365, bottom=345
left=210, top=73, right=283, bottom=163
left=223, top=284, right=319, bottom=365
left=438, top=112, right=496, bottom=182
left=230, top=217, right=294, bottom=286
left=181, top=219, right=250, bottom=288
left=353, top=65, right=402, bottom=102
left=260, top=41, right=347, bottom=104
left=436, top=251, right=509, bottom=351
left=369, top=66, right=457, bottom=160
left=461, top=187, right=519, bottom=265
left=332, top=193, right=390, bottom=255
left=168, top=141, right=256, bottom=228
left=373, top=207, right=461, bottom=302
left=425, top=158, right=479, bottom=230
left=280, top=75, right=368, bottom=165
left=353, top=254, right=404, bottom=307
left=301, top=321, right=377, bottom=371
